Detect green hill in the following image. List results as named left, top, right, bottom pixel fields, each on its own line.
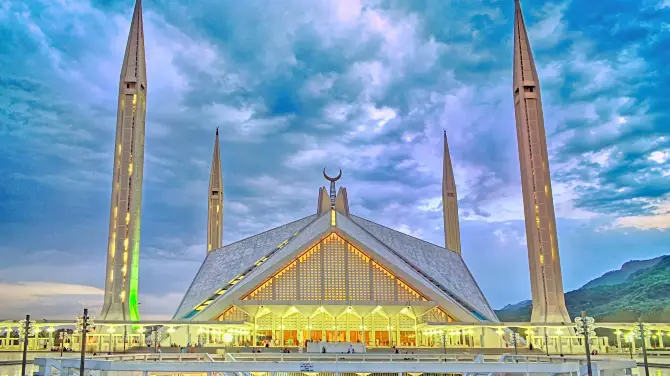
left=496, top=255, right=670, bottom=322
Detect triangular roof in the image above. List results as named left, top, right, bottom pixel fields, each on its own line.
left=349, top=215, right=496, bottom=321
left=172, top=215, right=317, bottom=319
left=173, top=212, right=498, bottom=322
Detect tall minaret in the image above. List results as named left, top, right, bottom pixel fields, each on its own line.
left=442, top=130, right=462, bottom=254
left=207, top=128, right=224, bottom=252
left=512, top=0, right=570, bottom=323
left=101, top=0, right=147, bottom=321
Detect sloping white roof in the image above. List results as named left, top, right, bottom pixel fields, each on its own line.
left=349, top=215, right=497, bottom=321
left=173, top=212, right=497, bottom=322
left=172, top=215, right=317, bottom=319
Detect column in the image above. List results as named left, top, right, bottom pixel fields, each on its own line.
left=414, top=318, right=418, bottom=347
left=659, top=334, right=664, bottom=349
left=371, top=314, right=376, bottom=347
left=252, top=318, right=256, bottom=347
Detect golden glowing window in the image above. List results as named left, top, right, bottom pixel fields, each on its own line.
left=275, top=261, right=297, bottom=300
left=217, top=306, right=250, bottom=322
left=348, top=245, right=370, bottom=300
left=422, top=307, right=455, bottom=323
left=242, top=232, right=430, bottom=303
left=323, top=233, right=346, bottom=300
left=372, top=261, right=395, bottom=301
left=299, top=245, right=322, bottom=300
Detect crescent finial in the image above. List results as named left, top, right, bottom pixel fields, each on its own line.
left=323, top=167, right=342, bottom=182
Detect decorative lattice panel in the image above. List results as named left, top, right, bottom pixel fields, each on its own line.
left=275, top=261, right=298, bottom=300
left=256, top=312, right=275, bottom=330
left=242, top=233, right=428, bottom=303
left=397, top=280, right=423, bottom=302
left=422, top=307, right=455, bottom=323
left=217, top=306, right=250, bottom=322
left=372, top=261, right=396, bottom=301
left=299, top=244, right=322, bottom=300
left=348, top=244, right=371, bottom=300
left=323, top=234, right=346, bottom=300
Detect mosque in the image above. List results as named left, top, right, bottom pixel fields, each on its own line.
left=94, top=0, right=581, bottom=352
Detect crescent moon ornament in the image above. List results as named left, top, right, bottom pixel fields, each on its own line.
left=323, top=167, right=342, bottom=182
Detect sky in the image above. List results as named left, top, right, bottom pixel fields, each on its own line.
left=0, top=0, right=669, bottom=320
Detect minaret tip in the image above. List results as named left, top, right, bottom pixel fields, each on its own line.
left=216, top=127, right=219, bottom=136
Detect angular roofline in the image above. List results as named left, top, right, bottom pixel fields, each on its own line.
left=210, top=214, right=319, bottom=252
left=172, top=214, right=318, bottom=319
left=350, top=215, right=456, bottom=254
left=350, top=214, right=497, bottom=321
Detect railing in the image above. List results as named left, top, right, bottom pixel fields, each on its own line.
left=227, top=352, right=482, bottom=363
left=32, top=352, right=637, bottom=376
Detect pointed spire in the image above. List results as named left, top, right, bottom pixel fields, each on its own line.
left=512, top=0, right=571, bottom=324
left=121, top=0, right=147, bottom=86
left=207, top=128, right=224, bottom=252
left=442, top=129, right=462, bottom=254
left=513, top=0, right=539, bottom=90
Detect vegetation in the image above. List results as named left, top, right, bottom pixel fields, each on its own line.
left=496, top=255, right=670, bottom=322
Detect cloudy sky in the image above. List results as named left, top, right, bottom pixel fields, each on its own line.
left=1, top=0, right=669, bottom=320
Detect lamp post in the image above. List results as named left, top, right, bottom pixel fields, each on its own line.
left=153, top=326, right=161, bottom=353
left=437, top=329, right=447, bottom=354
left=574, top=311, right=595, bottom=376
left=76, top=308, right=94, bottom=376
left=59, top=332, right=65, bottom=357
left=123, top=327, right=127, bottom=353
left=544, top=331, right=550, bottom=356
left=509, top=332, right=520, bottom=356
left=633, top=318, right=650, bottom=376
left=19, top=315, right=36, bottom=376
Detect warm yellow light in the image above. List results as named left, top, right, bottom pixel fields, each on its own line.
left=331, top=209, right=336, bottom=226
left=126, top=212, right=130, bottom=224
left=128, top=163, right=133, bottom=175
left=47, top=327, right=55, bottom=333
left=120, top=291, right=126, bottom=301
left=496, top=329, right=504, bottom=335
left=556, top=329, right=563, bottom=335
left=216, top=204, right=219, bottom=213
left=167, top=327, right=176, bottom=334
left=123, top=238, right=129, bottom=250
left=137, top=327, right=145, bottom=333
left=107, top=327, right=116, bottom=333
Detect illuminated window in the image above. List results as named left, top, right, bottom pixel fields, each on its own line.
left=242, top=233, right=429, bottom=303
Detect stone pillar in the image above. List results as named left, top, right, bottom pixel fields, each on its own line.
left=659, top=334, right=664, bottom=349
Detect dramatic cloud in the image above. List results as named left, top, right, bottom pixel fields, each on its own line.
left=0, top=0, right=668, bottom=318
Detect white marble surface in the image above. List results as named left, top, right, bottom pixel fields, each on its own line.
left=172, top=215, right=317, bottom=319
